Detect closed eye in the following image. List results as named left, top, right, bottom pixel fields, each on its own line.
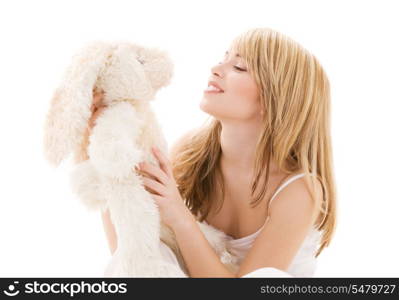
left=217, top=61, right=246, bottom=72
left=233, top=66, right=246, bottom=71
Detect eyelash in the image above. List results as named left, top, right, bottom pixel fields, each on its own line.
left=234, top=66, right=246, bottom=71
left=218, top=62, right=246, bottom=72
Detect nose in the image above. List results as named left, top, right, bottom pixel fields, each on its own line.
left=211, top=61, right=224, bottom=78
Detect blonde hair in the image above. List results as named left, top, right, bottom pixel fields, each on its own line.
left=171, top=27, right=337, bottom=258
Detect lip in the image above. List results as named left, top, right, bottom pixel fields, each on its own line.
left=207, top=81, right=224, bottom=92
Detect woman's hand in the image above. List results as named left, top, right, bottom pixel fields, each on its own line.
left=134, top=146, right=192, bottom=230
left=75, top=88, right=107, bottom=163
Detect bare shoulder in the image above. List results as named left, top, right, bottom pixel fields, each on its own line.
left=269, top=174, right=323, bottom=225
left=168, top=128, right=198, bottom=161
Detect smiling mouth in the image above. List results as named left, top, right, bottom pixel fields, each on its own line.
left=204, top=85, right=224, bottom=93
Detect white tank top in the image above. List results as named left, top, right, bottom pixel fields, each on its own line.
left=204, top=173, right=323, bottom=277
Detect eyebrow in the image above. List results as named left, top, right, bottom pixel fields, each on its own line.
left=225, top=51, right=241, bottom=57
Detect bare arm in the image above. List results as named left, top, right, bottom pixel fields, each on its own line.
left=101, top=208, right=117, bottom=255
left=236, top=177, right=320, bottom=277
left=173, top=213, right=236, bottom=277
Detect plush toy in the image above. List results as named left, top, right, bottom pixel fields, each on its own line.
left=43, top=41, right=238, bottom=277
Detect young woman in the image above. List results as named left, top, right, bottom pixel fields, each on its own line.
left=81, top=27, right=337, bottom=278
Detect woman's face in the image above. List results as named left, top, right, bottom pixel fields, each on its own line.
left=200, top=46, right=261, bottom=122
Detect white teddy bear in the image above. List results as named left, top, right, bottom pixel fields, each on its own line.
left=43, top=41, right=238, bottom=277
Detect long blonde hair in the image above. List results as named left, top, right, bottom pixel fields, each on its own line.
left=171, top=27, right=337, bottom=258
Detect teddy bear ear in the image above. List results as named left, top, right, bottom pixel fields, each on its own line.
left=43, top=41, right=112, bottom=167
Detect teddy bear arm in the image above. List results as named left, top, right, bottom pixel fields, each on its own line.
left=88, top=102, right=144, bottom=179
left=69, top=160, right=107, bottom=211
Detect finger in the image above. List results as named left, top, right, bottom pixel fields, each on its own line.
left=143, top=185, right=159, bottom=196
left=152, top=146, right=173, bottom=178
left=138, top=162, right=168, bottom=185
left=93, top=94, right=103, bottom=106
left=134, top=167, right=158, bottom=182
left=93, top=91, right=104, bottom=107
left=94, top=105, right=107, bottom=116
left=92, top=105, right=107, bottom=120
left=136, top=167, right=158, bottom=182
left=142, top=177, right=166, bottom=196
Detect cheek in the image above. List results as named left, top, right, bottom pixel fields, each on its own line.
left=227, top=78, right=260, bottom=115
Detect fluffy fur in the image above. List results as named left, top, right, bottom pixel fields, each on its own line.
left=43, top=41, right=237, bottom=277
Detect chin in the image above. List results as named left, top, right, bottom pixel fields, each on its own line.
left=199, top=98, right=217, bottom=116
left=199, top=96, right=235, bottom=120
left=199, top=106, right=224, bottom=121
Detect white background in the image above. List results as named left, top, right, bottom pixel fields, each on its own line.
left=0, top=0, right=398, bottom=277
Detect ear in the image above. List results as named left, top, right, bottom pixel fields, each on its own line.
left=43, top=41, right=113, bottom=166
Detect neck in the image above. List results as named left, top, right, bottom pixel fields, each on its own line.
left=218, top=117, right=281, bottom=177
left=219, top=122, right=259, bottom=171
